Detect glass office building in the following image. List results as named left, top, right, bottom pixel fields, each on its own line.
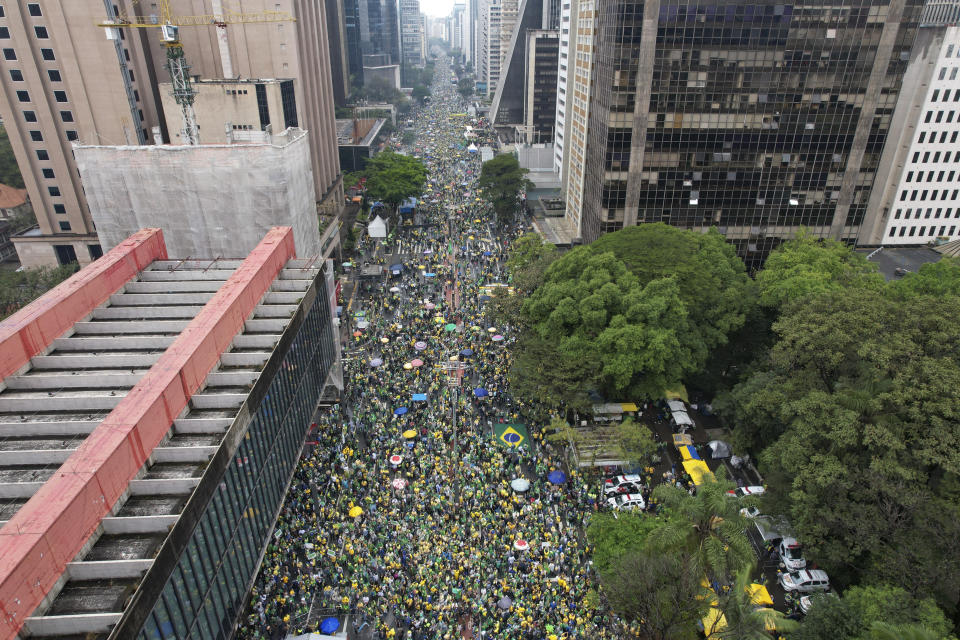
left=564, top=0, right=924, bottom=263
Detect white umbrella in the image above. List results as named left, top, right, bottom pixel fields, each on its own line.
left=510, top=478, right=530, bottom=492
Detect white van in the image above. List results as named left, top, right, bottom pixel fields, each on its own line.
left=778, top=537, right=806, bottom=570
left=779, top=569, right=830, bottom=593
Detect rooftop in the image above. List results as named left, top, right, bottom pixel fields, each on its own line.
left=0, top=227, right=324, bottom=639
left=858, top=245, right=943, bottom=280
left=0, top=184, right=27, bottom=209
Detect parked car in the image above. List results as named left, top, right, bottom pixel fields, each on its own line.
left=603, top=474, right=645, bottom=497
left=728, top=485, right=766, bottom=498
left=799, top=592, right=838, bottom=614
left=754, top=516, right=789, bottom=546
left=740, top=506, right=761, bottom=518
left=779, top=569, right=830, bottom=593
left=778, top=537, right=807, bottom=571
left=607, top=493, right=646, bottom=511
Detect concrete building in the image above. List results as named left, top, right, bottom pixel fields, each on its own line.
left=357, top=0, right=402, bottom=67
left=337, top=117, right=387, bottom=170
left=363, top=57, right=403, bottom=90
left=452, top=3, right=467, bottom=57
left=325, top=0, right=352, bottom=106
left=860, top=6, right=960, bottom=246
left=0, top=226, right=340, bottom=640
left=0, top=183, right=30, bottom=220
left=557, top=0, right=923, bottom=263
left=343, top=0, right=365, bottom=86
left=75, top=128, right=322, bottom=261
left=400, top=0, right=425, bottom=82
left=158, top=78, right=298, bottom=145
left=476, top=0, right=503, bottom=96
left=0, top=1, right=344, bottom=268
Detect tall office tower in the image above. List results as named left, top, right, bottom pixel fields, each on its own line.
left=467, top=0, right=477, bottom=66
left=490, top=0, right=562, bottom=139
left=0, top=2, right=166, bottom=267
left=477, top=0, right=506, bottom=97
left=553, top=0, right=576, bottom=176
left=358, top=0, right=401, bottom=68
left=0, top=1, right=346, bottom=268
left=325, top=0, right=352, bottom=106
left=560, top=0, right=922, bottom=263
left=343, top=0, right=365, bottom=86
left=400, top=0, right=424, bottom=82
left=452, top=4, right=467, bottom=57
left=860, top=4, right=960, bottom=246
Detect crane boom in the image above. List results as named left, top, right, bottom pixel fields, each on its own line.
left=99, top=10, right=295, bottom=29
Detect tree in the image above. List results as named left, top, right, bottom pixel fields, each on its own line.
left=0, top=125, right=24, bottom=188
left=411, top=85, right=430, bottom=102
left=612, top=417, right=657, bottom=468
left=714, top=570, right=797, bottom=639
left=458, top=82, right=474, bottom=100
left=586, top=511, right=662, bottom=573
left=649, top=472, right=755, bottom=585
left=0, top=264, right=78, bottom=319
left=754, top=230, right=883, bottom=308
left=362, top=151, right=426, bottom=212
left=889, top=257, right=960, bottom=299
left=521, top=247, right=701, bottom=400
left=477, top=154, right=532, bottom=224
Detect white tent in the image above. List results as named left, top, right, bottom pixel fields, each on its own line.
left=667, top=400, right=686, bottom=412
left=467, top=143, right=479, bottom=153
left=368, top=215, right=388, bottom=238
left=708, top=440, right=732, bottom=458
left=672, top=410, right=694, bottom=427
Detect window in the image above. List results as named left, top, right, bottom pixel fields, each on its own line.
left=34, top=26, right=48, bottom=39
left=913, top=152, right=921, bottom=163
left=918, top=132, right=926, bottom=143
left=922, top=190, right=929, bottom=200
left=48, top=186, right=60, bottom=197
left=949, top=44, right=955, bottom=58
left=53, top=245, right=77, bottom=265
left=889, top=227, right=897, bottom=237
left=953, top=132, right=959, bottom=143
left=906, top=171, right=914, bottom=182
left=941, top=67, right=948, bottom=80
left=47, top=69, right=60, bottom=82
left=40, top=48, right=54, bottom=61
left=66, top=130, right=77, bottom=141
left=0, top=27, right=9, bottom=39
left=4, top=49, right=16, bottom=61
left=937, top=111, right=945, bottom=123
left=941, top=131, right=949, bottom=143
left=952, top=67, right=958, bottom=80
left=925, top=111, right=933, bottom=124
left=899, top=227, right=907, bottom=236
left=16, top=90, right=29, bottom=102
left=901, top=190, right=908, bottom=201
left=27, top=3, right=41, bottom=17
left=29, top=130, right=42, bottom=142
left=59, top=110, right=73, bottom=122
left=88, top=244, right=103, bottom=260
left=924, top=152, right=931, bottom=162
left=128, top=69, right=134, bottom=82
left=58, top=221, right=71, bottom=232
left=933, top=90, right=941, bottom=102
left=36, top=149, right=48, bottom=160
left=895, top=209, right=902, bottom=219
left=53, top=90, right=67, bottom=102
left=909, top=227, right=917, bottom=237
left=53, top=203, right=65, bottom=213
left=42, top=168, right=54, bottom=179
left=946, top=90, right=952, bottom=101
left=23, top=110, right=35, bottom=122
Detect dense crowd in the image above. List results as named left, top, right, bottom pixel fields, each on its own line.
left=238, top=58, right=635, bottom=640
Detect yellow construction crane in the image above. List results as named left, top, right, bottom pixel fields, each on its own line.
left=98, top=1, right=295, bottom=145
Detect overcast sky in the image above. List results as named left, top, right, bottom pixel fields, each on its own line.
left=420, top=0, right=456, bottom=17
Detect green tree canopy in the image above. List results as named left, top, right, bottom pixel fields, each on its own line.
left=0, top=125, right=25, bottom=189
left=888, top=257, right=960, bottom=299
left=755, top=230, right=883, bottom=308
left=0, top=264, right=78, bottom=319
left=478, top=154, right=533, bottom=224
left=362, top=151, right=427, bottom=210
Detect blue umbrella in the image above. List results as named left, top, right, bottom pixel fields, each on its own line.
left=412, top=393, right=428, bottom=402
left=473, top=387, right=488, bottom=398
left=483, top=251, right=492, bottom=256
left=460, top=348, right=474, bottom=356
left=394, top=406, right=409, bottom=416
left=390, top=263, right=403, bottom=271
left=548, top=470, right=567, bottom=485
left=320, top=618, right=339, bottom=634
left=424, top=272, right=436, bottom=278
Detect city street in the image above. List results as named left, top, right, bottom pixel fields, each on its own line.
left=239, top=58, right=624, bottom=640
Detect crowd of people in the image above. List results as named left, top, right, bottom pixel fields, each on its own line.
left=238, top=58, right=638, bottom=640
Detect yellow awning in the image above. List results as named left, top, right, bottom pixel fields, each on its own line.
left=663, top=384, right=689, bottom=402
left=679, top=446, right=693, bottom=461
left=620, top=402, right=639, bottom=412
left=702, top=607, right=727, bottom=638
left=682, top=459, right=714, bottom=486
left=672, top=433, right=693, bottom=447
left=747, top=583, right=774, bottom=607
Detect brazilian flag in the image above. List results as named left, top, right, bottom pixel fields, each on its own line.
left=494, top=423, right=528, bottom=447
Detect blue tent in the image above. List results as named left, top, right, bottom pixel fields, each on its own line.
left=424, top=272, right=436, bottom=278
left=548, top=470, right=567, bottom=485
left=394, top=407, right=409, bottom=416
left=320, top=617, right=339, bottom=634
left=390, top=263, right=403, bottom=275
left=459, top=348, right=474, bottom=356
left=412, top=393, right=428, bottom=402
left=473, top=387, right=488, bottom=398
left=483, top=251, right=492, bottom=256
left=399, top=197, right=418, bottom=214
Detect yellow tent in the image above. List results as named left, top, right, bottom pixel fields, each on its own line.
left=663, top=384, right=689, bottom=403
left=679, top=446, right=693, bottom=461
left=672, top=433, right=693, bottom=448
left=747, top=583, right=774, bottom=607
left=682, top=459, right=714, bottom=486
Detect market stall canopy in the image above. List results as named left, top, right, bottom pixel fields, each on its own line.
left=708, top=440, right=732, bottom=458
left=368, top=215, right=388, bottom=238
left=672, top=433, right=693, bottom=447
left=682, top=459, right=715, bottom=486
left=672, top=410, right=694, bottom=427
left=592, top=403, right=623, bottom=415
left=667, top=400, right=686, bottom=412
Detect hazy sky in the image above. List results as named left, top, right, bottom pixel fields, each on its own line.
left=420, top=0, right=456, bottom=17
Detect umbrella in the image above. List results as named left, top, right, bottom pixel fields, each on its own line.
left=356, top=320, right=370, bottom=329
left=414, top=341, right=427, bottom=350
left=548, top=470, right=567, bottom=485
left=492, top=334, right=504, bottom=342
left=514, top=539, right=530, bottom=552
left=380, top=337, right=390, bottom=343
left=369, top=358, right=383, bottom=367
left=394, top=406, right=408, bottom=416
left=403, top=429, right=417, bottom=438
left=471, top=325, right=482, bottom=332
left=349, top=506, right=362, bottom=518
left=320, top=618, right=340, bottom=634
left=390, top=286, right=401, bottom=293
left=498, top=596, right=513, bottom=610
left=483, top=251, right=492, bottom=256
left=487, top=327, right=497, bottom=333
left=460, top=348, right=474, bottom=356
left=412, top=393, right=428, bottom=402
left=389, top=454, right=403, bottom=466
left=341, top=262, right=352, bottom=267
left=403, top=363, right=413, bottom=370
left=411, top=359, right=424, bottom=367
left=445, top=323, right=457, bottom=332
left=708, top=440, right=732, bottom=458
left=473, top=387, right=488, bottom=398
left=424, top=272, right=437, bottom=278
left=392, top=477, right=408, bottom=490
left=424, top=303, right=436, bottom=310
left=510, top=478, right=530, bottom=492
left=352, top=331, right=362, bottom=337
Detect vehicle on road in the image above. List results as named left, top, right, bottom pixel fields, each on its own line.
left=728, top=485, right=766, bottom=498
left=607, top=493, right=646, bottom=511
left=780, top=569, right=830, bottom=593
left=778, top=537, right=806, bottom=570
left=603, top=474, right=645, bottom=497
left=740, top=506, right=761, bottom=518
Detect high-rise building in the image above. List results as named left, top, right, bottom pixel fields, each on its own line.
left=0, top=226, right=340, bottom=640
left=452, top=3, right=467, bottom=59
left=558, top=0, right=923, bottom=263
left=523, top=30, right=560, bottom=143
left=357, top=0, right=402, bottom=68
left=325, top=0, right=352, bottom=106
left=343, top=0, right=365, bottom=86
left=477, top=0, right=506, bottom=97
left=400, top=0, right=425, bottom=82
left=860, top=6, right=960, bottom=246
left=0, top=1, right=345, bottom=268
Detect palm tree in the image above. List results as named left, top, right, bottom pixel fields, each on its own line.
left=713, top=570, right=797, bottom=640
left=867, top=622, right=940, bottom=640
left=650, top=470, right=755, bottom=585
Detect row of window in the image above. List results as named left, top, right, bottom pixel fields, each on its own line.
left=899, top=188, right=960, bottom=201
left=916, top=130, right=959, bottom=145
left=0, top=4, right=44, bottom=18
left=888, top=224, right=956, bottom=237
left=923, top=109, right=959, bottom=123
left=911, top=148, right=959, bottom=163
left=929, top=88, right=960, bottom=102
left=2, top=46, right=52, bottom=61
left=938, top=66, right=960, bottom=81
left=0, top=25, right=46, bottom=39
left=140, top=288, right=337, bottom=640
left=894, top=207, right=958, bottom=219
left=905, top=169, right=957, bottom=183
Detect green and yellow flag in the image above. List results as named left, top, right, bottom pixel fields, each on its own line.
left=494, top=422, right=528, bottom=447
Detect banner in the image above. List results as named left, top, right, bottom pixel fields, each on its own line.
left=494, top=422, right=528, bottom=447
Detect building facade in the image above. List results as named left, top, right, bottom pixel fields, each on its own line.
left=523, top=29, right=560, bottom=143
left=400, top=0, right=425, bottom=82
left=861, top=11, right=960, bottom=246
left=0, top=227, right=340, bottom=640
left=560, top=0, right=923, bottom=262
